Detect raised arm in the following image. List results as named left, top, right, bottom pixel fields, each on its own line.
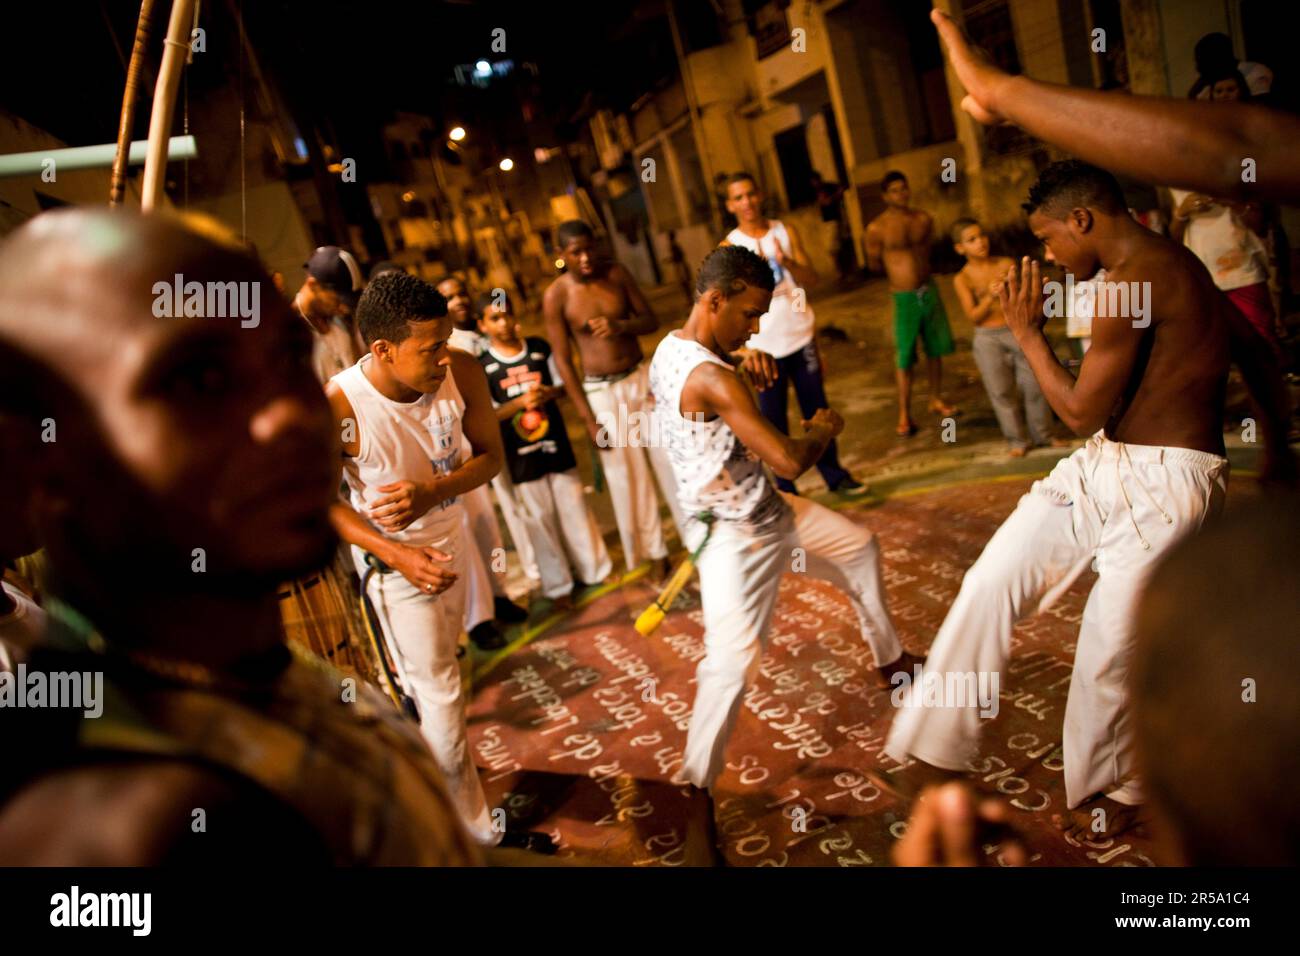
left=689, top=361, right=839, bottom=481
left=780, top=221, right=819, bottom=289
left=931, top=7, right=1300, bottom=202
left=543, top=280, right=602, bottom=445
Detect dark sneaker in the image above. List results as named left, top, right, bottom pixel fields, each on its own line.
left=469, top=621, right=509, bottom=651
left=493, top=595, right=528, bottom=624
left=831, top=477, right=870, bottom=497
left=498, top=829, right=558, bottom=855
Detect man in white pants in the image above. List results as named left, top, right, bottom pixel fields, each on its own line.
left=544, top=220, right=682, bottom=581
left=477, top=292, right=612, bottom=605
left=883, top=162, right=1294, bottom=837
left=327, top=271, right=555, bottom=854
left=649, top=246, right=920, bottom=796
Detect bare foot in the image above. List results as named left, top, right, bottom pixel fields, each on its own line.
left=875, top=650, right=926, bottom=689
left=1008, top=446, right=1028, bottom=458
left=1053, top=793, right=1150, bottom=841
left=928, top=399, right=958, bottom=417
left=896, top=420, right=918, bottom=437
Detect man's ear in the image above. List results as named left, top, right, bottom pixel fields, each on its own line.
left=370, top=338, right=392, bottom=363
left=703, top=289, right=723, bottom=313
left=1071, top=207, right=1095, bottom=234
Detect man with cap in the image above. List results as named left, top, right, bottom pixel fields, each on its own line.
left=295, top=245, right=366, bottom=386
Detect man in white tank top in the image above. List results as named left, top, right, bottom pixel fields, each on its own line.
left=648, top=246, right=922, bottom=806
left=720, top=173, right=868, bottom=498
left=327, top=272, right=554, bottom=854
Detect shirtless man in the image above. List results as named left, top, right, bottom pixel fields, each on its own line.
left=883, top=160, right=1293, bottom=839
left=0, top=209, right=479, bottom=865
left=543, top=220, right=678, bottom=578
left=865, top=171, right=958, bottom=436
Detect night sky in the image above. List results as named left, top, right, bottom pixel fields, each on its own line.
left=3, top=0, right=681, bottom=171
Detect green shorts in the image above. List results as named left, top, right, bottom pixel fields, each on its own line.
left=893, top=280, right=954, bottom=369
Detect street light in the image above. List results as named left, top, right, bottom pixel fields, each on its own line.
left=449, top=126, right=466, bottom=142
left=498, top=158, right=514, bottom=172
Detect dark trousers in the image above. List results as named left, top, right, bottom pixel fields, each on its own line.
left=756, top=340, right=850, bottom=494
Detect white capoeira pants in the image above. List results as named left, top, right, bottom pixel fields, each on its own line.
left=459, top=486, right=498, bottom=632
left=492, top=472, right=540, bottom=586
left=584, top=362, right=677, bottom=570
left=884, top=432, right=1228, bottom=808
left=507, top=468, right=613, bottom=600
left=681, top=492, right=904, bottom=789
left=354, top=534, right=499, bottom=846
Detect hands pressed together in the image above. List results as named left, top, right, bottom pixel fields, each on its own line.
left=993, top=256, right=1047, bottom=342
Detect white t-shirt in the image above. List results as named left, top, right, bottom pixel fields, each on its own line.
left=449, top=327, right=489, bottom=357
left=1170, top=189, right=1268, bottom=291
left=0, top=581, right=45, bottom=672
left=726, top=222, right=816, bottom=359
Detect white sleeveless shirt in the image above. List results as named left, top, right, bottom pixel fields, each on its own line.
left=648, top=332, right=788, bottom=536
left=333, top=355, right=466, bottom=548
left=726, top=220, right=816, bottom=359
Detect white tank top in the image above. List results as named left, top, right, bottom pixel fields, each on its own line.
left=726, top=220, right=816, bottom=358
left=333, top=355, right=466, bottom=548
left=648, top=332, right=788, bottom=536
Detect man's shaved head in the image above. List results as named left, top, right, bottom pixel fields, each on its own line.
left=0, top=208, right=339, bottom=622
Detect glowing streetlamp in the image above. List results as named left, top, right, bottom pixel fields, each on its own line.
left=449, top=126, right=466, bottom=142
left=498, top=158, right=515, bottom=172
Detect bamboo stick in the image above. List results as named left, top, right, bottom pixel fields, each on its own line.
left=140, top=0, right=197, bottom=211
left=109, top=0, right=157, bottom=206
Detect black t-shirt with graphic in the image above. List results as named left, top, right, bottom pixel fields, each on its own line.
left=478, top=336, right=577, bottom=484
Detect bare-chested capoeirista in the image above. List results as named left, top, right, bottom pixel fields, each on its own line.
left=883, top=161, right=1294, bottom=848
left=543, top=222, right=659, bottom=443
left=865, top=171, right=957, bottom=436
left=542, top=220, right=674, bottom=579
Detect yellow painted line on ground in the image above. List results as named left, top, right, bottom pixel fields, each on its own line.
left=472, top=563, right=651, bottom=682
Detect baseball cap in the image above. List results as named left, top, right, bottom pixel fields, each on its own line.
left=305, top=246, right=364, bottom=307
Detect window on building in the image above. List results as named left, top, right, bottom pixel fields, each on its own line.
left=745, top=0, right=791, bottom=60
left=774, top=126, right=816, bottom=209
left=900, top=0, right=957, bottom=147
left=675, top=0, right=724, bottom=54
left=959, top=0, right=1033, bottom=155
left=1083, top=0, right=1128, bottom=90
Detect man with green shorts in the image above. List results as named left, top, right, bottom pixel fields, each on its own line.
left=865, top=171, right=958, bottom=436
